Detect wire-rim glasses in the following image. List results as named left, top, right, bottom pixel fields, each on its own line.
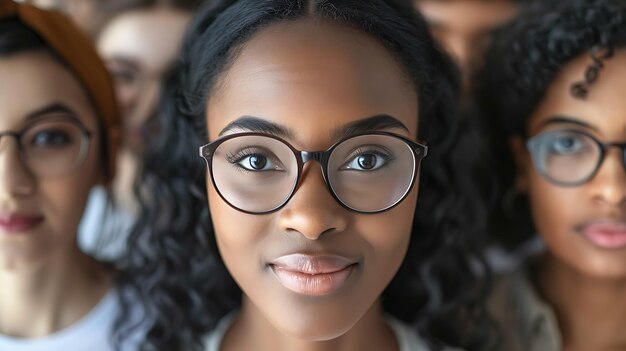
left=199, top=132, right=428, bottom=214
left=0, top=115, right=93, bottom=178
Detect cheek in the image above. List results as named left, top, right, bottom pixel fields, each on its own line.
left=527, top=173, right=576, bottom=240
left=356, top=189, right=417, bottom=279
left=41, top=149, right=100, bottom=236
left=115, top=82, right=138, bottom=115
left=527, top=172, right=626, bottom=278
left=207, top=181, right=271, bottom=274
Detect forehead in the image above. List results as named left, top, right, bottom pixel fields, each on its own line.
left=0, top=51, right=96, bottom=129
left=206, top=19, right=418, bottom=148
left=417, top=0, right=518, bottom=33
left=529, top=49, right=626, bottom=138
left=97, top=8, right=190, bottom=74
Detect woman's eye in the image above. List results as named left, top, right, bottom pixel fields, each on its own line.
left=110, top=68, right=138, bottom=85
left=30, top=130, right=72, bottom=148
left=343, top=152, right=390, bottom=171
left=548, top=135, right=585, bottom=155
left=237, top=154, right=275, bottom=171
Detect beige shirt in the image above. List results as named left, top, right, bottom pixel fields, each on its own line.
left=489, top=259, right=562, bottom=351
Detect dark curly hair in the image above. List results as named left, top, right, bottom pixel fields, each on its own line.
left=474, top=0, right=626, bottom=249
left=115, top=1, right=495, bottom=350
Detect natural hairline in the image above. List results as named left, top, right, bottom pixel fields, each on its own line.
left=177, top=1, right=440, bottom=140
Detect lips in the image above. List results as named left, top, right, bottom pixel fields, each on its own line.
left=580, top=221, right=626, bottom=249
left=270, top=254, right=357, bottom=296
left=0, top=214, right=44, bottom=234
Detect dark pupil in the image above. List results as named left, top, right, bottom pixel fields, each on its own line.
left=33, top=131, right=70, bottom=147
left=558, top=138, right=574, bottom=148
left=249, top=155, right=267, bottom=170
left=357, top=154, right=376, bottom=169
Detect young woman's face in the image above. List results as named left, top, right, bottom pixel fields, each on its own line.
left=97, top=7, right=190, bottom=154
left=205, top=19, right=420, bottom=340
left=0, top=51, right=102, bottom=271
left=512, top=49, right=626, bottom=278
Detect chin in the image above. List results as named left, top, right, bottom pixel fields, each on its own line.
left=274, top=313, right=356, bottom=341
left=0, top=250, right=42, bottom=272
left=569, top=254, right=626, bottom=280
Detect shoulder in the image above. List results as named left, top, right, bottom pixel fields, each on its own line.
left=488, top=256, right=561, bottom=351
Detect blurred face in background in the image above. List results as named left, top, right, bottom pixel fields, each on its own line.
left=511, top=51, right=626, bottom=280
left=97, top=7, right=190, bottom=155
left=416, top=0, right=519, bottom=93
left=0, top=51, right=102, bottom=271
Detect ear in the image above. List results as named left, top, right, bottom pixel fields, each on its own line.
left=509, top=135, right=530, bottom=194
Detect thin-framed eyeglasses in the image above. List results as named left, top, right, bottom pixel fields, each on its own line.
left=199, top=132, right=428, bottom=214
left=0, top=115, right=93, bottom=178
left=527, top=129, right=626, bottom=187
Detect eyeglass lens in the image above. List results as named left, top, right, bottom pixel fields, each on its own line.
left=0, top=118, right=89, bottom=178
left=207, top=134, right=419, bottom=213
left=528, top=130, right=605, bottom=185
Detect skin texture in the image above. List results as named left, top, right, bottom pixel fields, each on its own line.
left=0, top=51, right=111, bottom=337
left=97, top=7, right=190, bottom=212
left=416, top=0, right=518, bottom=92
left=510, top=50, right=626, bottom=350
left=206, top=19, right=419, bottom=351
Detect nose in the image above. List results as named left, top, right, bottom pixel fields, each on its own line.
left=132, top=79, right=160, bottom=124
left=276, top=164, right=348, bottom=240
left=0, top=138, right=35, bottom=199
left=589, top=148, right=626, bottom=208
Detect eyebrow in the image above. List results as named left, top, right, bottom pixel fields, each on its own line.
left=25, top=103, right=79, bottom=122
left=333, top=114, right=409, bottom=139
left=219, top=116, right=295, bottom=138
left=538, top=115, right=600, bottom=133
left=106, top=56, right=141, bottom=71
left=218, top=114, right=409, bottom=139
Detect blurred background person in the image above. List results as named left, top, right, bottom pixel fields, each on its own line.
left=414, top=0, right=521, bottom=95
left=477, top=1, right=626, bottom=349
left=408, top=0, right=535, bottom=271
left=0, top=1, right=143, bottom=350
left=77, top=0, right=199, bottom=259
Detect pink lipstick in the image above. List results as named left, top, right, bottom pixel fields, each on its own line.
left=580, top=221, right=626, bottom=249
left=270, top=254, right=356, bottom=296
left=0, top=214, right=44, bottom=234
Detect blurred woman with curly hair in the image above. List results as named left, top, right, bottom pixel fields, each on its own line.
left=475, top=0, right=626, bottom=350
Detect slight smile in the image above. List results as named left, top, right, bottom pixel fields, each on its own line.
left=270, top=254, right=358, bottom=296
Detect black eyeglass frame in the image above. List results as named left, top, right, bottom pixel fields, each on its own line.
left=526, top=129, right=626, bottom=187
left=0, top=115, right=93, bottom=176
left=199, top=131, right=428, bottom=214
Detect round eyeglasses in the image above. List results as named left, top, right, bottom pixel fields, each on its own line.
left=199, top=132, right=428, bottom=214
left=0, top=116, right=93, bottom=178
left=527, top=129, right=626, bottom=187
